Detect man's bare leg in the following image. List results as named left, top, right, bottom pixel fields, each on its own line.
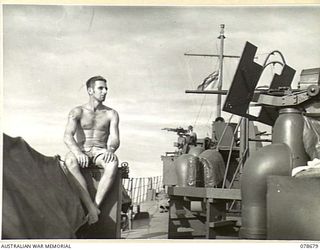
left=94, top=156, right=118, bottom=206
left=65, top=152, right=100, bottom=224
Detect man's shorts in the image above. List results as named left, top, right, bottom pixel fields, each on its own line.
left=81, top=147, right=108, bottom=165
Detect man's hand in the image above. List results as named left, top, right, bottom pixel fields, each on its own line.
left=75, top=152, right=89, bottom=168
left=102, top=149, right=116, bottom=163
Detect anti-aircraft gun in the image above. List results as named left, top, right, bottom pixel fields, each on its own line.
left=223, top=42, right=320, bottom=240
left=162, top=127, right=194, bottom=155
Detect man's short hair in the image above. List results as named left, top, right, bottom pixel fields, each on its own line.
left=86, top=76, right=107, bottom=89
left=215, top=117, right=225, bottom=122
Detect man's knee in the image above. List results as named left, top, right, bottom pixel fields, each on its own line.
left=65, top=153, right=79, bottom=170
left=108, top=155, right=119, bottom=168
left=96, top=154, right=118, bottom=171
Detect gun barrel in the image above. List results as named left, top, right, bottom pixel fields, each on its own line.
left=162, top=127, right=187, bottom=133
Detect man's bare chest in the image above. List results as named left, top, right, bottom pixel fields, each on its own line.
left=79, top=111, right=110, bottom=130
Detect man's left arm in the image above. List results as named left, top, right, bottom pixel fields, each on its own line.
left=104, top=110, right=120, bottom=163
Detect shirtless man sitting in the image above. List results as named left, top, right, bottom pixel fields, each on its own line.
left=63, top=76, right=120, bottom=225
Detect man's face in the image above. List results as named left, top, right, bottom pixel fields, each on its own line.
left=91, top=80, right=108, bottom=102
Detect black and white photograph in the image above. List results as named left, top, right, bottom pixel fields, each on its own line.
left=2, top=2, right=320, bottom=246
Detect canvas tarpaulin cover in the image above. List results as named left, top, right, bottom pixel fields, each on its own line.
left=303, top=116, right=320, bottom=159
left=2, top=134, right=86, bottom=239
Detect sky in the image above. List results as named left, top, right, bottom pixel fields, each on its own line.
left=2, top=4, right=320, bottom=177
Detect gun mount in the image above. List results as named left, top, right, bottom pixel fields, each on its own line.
left=223, top=41, right=320, bottom=240
left=223, top=42, right=320, bottom=126
left=223, top=42, right=320, bottom=171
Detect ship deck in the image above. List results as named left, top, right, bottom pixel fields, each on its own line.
left=121, top=200, right=168, bottom=239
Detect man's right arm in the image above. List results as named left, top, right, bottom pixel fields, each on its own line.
left=64, top=107, right=89, bottom=167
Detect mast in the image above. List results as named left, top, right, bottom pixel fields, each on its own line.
left=185, top=24, right=239, bottom=116
left=184, top=25, right=251, bottom=182
left=217, top=24, right=225, bottom=118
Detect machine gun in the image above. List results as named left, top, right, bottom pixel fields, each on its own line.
left=161, top=127, right=188, bottom=135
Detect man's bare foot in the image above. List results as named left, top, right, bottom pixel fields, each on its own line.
left=87, top=205, right=101, bottom=225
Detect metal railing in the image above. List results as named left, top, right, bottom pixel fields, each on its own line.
left=122, top=176, right=163, bottom=205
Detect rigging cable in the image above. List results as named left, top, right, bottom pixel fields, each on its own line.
left=193, top=56, right=220, bottom=128
left=186, top=38, right=221, bottom=129
left=184, top=52, right=201, bottom=109
left=193, top=94, right=207, bottom=128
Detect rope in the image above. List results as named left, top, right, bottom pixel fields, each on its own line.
left=221, top=118, right=242, bottom=188
left=184, top=54, right=200, bottom=109
left=78, top=84, right=86, bottom=91
left=228, top=146, right=248, bottom=189
left=185, top=43, right=221, bottom=129
left=215, top=114, right=234, bottom=150
left=193, top=94, right=207, bottom=128
left=206, top=108, right=215, bottom=131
